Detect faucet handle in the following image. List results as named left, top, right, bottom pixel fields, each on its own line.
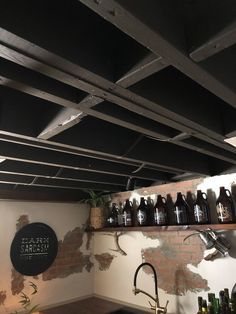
left=163, top=300, right=169, bottom=313
left=133, top=287, right=140, bottom=295
left=149, top=300, right=169, bottom=314
left=148, top=301, right=155, bottom=311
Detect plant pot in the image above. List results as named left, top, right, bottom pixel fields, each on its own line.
left=90, top=207, right=105, bottom=229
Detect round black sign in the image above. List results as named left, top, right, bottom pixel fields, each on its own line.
left=10, top=222, right=58, bottom=276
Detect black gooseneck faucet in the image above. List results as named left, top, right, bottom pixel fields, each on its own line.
left=133, top=262, right=168, bottom=314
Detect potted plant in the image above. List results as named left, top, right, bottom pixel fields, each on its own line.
left=81, top=190, right=106, bottom=230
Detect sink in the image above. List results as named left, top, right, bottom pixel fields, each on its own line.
left=109, top=310, right=136, bottom=314
left=109, top=307, right=149, bottom=314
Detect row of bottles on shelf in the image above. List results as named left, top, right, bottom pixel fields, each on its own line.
left=106, top=186, right=236, bottom=227
left=197, top=289, right=236, bottom=314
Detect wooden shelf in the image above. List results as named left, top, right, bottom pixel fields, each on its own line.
left=93, top=224, right=236, bottom=232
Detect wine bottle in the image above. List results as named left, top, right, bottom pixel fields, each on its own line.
left=136, top=197, right=148, bottom=226
left=208, top=293, right=217, bottom=314
left=197, top=296, right=203, bottom=314
left=153, top=194, right=168, bottom=226
left=194, top=190, right=211, bottom=224
left=202, top=300, right=208, bottom=313
left=230, top=292, right=236, bottom=314
left=216, top=187, right=235, bottom=223
left=173, top=192, right=189, bottom=225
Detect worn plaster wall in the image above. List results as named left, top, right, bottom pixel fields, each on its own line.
left=0, top=201, right=93, bottom=314
left=94, top=174, right=236, bottom=314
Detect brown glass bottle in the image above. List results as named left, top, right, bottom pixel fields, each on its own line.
left=106, top=203, right=118, bottom=227
left=153, top=195, right=168, bottom=226
left=136, top=197, right=148, bottom=226
left=123, top=199, right=133, bottom=227
left=173, top=192, right=189, bottom=225
left=216, top=187, right=235, bottom=223
left=197, top=296, right=203, bottom=314
left=194, top=190, right=211, bottom=224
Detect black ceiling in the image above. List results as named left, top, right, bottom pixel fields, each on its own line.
left=0, top=0, right=236, bottom=201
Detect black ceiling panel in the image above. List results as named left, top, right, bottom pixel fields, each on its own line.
left=51, top=116, right=140, bottom=156
left=0, top=0, right=148, bottom=82
left=0, top=0, right=235, bottom=200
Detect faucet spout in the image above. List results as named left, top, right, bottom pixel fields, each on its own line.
left=133, top=262, right=168, bottom=314
left=133, top=262, right=158, bottom=298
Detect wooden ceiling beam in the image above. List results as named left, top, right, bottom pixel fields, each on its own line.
left=79, top=0, right=236, bottom=111
left=0, top=28, right=236, bottom=166
left=116, top=52, right=169, bottom=88
left=190, top=21, right=236, bottom=62
left=0, top=29, right=230, bottom=145
left=37, top=107, right=85, bottom=139
left=1, top=71, right=236, bottom=166
left=0, top=161, right=153, bottom=189
left=0, top=134, right=212, bottom=176
left=0, top=134, right=176, bottom=180
left=0, top=74, right=175, bottom=140
left=0, top=172, right=124, bottom=192
left=0, top=169, right=125, bottom=187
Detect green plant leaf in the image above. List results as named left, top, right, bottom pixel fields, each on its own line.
left=27, top=304, right=40, bottom=314
left=29, top=281, right=38, bottom=295
left=79, top=190, right=105, bottom=207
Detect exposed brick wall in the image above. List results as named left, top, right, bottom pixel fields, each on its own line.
left=110, top=177, right=226, bottom=224
left=112, top=178, right=203, bottom=205
left=11, top=217, right=93, bottom=294
left=11, top=215, right=29, bottom=295
left=0, top=291, right=6, bottom=305
left=94, top=253, right=115, bottom=271
left=107, top=178, right=210, bottom=296
left=142, top=230, right=208, bottom=295
left=42, top=227, right=93, bottom=281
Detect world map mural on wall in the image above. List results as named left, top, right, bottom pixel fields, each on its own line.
left=94, top=253, right=115, bottom=271
left=0, top=291, right=6, bottom=306
left=142, top=231, right=209, bottom=295
left=11, top=215, right=93, bottom=295
left=92, top=230, right=209, bottom=296
left=9, top=216, right=209, bottom=298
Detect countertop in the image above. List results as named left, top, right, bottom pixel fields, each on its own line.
left=39, top=296, right=150, bottom=314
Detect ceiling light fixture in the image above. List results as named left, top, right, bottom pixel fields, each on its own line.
left=224, top=136, right=236, bottom=148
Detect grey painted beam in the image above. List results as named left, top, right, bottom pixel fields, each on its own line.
left=0, top=178, right=121, bottom=192
left=1, top=71, right=236, bottom=166
left=0, top=28, right=236, bottom=163
left=0, top=133, right=176, bottom=180
left=0, top=169, right=125, bottom=187
left=116, top=52, right=168, bottom=88
left=0, top=30, right=228, bottom=144
left=0, top=74, right=173, bottom=141
left=190, top=21, right=236, bottom=62
left=79, top=0, right=236, bottom=110
left=0, top=134, right=212, bottom=176
left=38, top=51, right=169, bottom=138
left=0, top=71, right=176, bottom=141
left=0, top=161, right=127, bottom=185
left=37, top=107, right=85, bottom=139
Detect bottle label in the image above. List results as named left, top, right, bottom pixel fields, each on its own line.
left=174, top=206, right=188, bottom=224
left=194, top=204, right=208, bottom=223
left=117, top=214, right=124, bottom=226
left=107, top=216, right=116, bottom=226
left=137, top=210, right=147, bottom=225
left=216, top=202, right=232, bottom=222
left=154, top=210, right=166, bottom=225
left=123, top=212, right=132, bottom=226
